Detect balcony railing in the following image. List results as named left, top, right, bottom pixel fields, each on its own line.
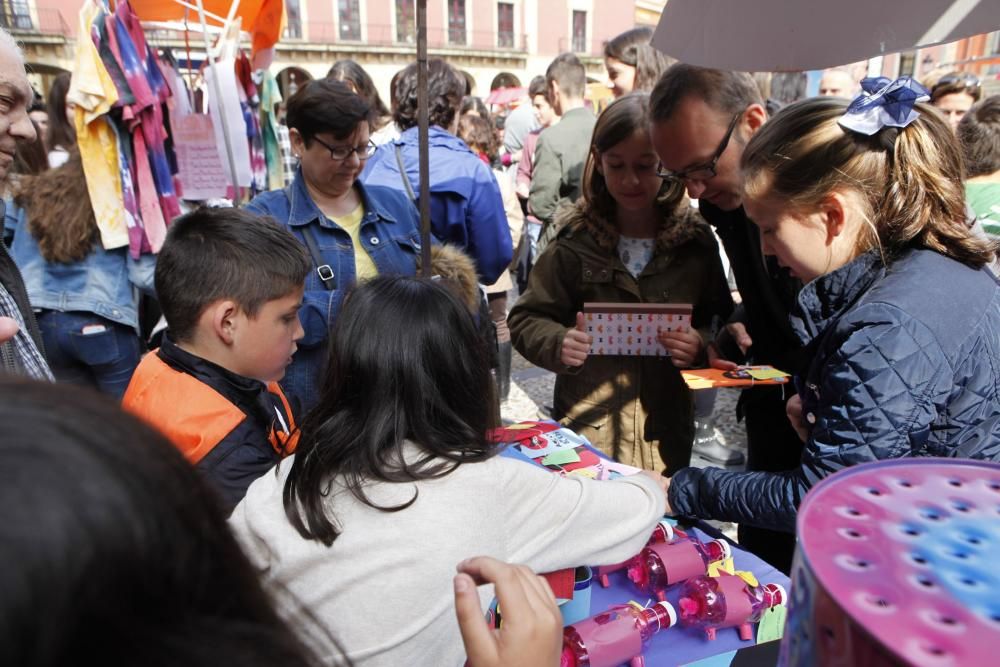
left=1, top=6, right=70, bottom=36
left=282, top=22, right=528, bottom=53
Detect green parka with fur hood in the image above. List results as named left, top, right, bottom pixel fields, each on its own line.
left=509, top=199, right=733, bottom=474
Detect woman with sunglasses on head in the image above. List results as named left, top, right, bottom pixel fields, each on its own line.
left=929, top=70, right=981, bottom=131
left=509, top=93, right=733, bottom=474
left=247, top=79, right=422, bottom=410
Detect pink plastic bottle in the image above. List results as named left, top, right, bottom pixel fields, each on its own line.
left=677, top=573, right=786, bottom=641
left=596, top=520, right=687, bottom=588
left=627, top=537, right=731, bottom=601
left=561, top=601, right=677, bottom=667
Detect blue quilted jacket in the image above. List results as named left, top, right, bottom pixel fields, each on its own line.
left=670, top=248, right=1000, bottom=532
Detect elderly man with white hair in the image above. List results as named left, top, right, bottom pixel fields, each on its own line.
left=0, top=28, right=51, bottom=379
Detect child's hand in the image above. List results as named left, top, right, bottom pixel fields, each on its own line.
left=657, top=328, right=704, bottom=368
left=786, top=394, right=809, bottom=443
left=640, top=470, right=674, bottom=514
left=560, top=312, right=592, bottom=367
left=454, top=556, right=563, bottom=667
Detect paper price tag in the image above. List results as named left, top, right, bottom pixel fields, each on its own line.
left=756, top=604, right=788, bottom=644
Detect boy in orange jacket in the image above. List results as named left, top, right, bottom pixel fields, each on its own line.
left=123, top=208, right=310, bottom=513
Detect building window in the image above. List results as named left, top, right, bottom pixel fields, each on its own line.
left=283, top=0, right=302, bottom=39
left=448, top=0, right=467, bottom=46
left=396, top=0, right=415, bottom=43
left=339, top=0, right=362, bottom=41
left=497, top=2, right=514, bottom=49
left=898, top=51, right=916, bottom=77
left=572, top=10, right=587, bottom=53
left=0, top=0, right=33, bottom=30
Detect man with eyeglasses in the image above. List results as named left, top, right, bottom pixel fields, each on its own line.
left=648, top=65, right=803, bottom=573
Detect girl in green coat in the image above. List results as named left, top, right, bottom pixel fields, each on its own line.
left=509, top=93, right=733, bottom=474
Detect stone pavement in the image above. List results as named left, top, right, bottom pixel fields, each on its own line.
left=501, top=348, right=746, bottom=541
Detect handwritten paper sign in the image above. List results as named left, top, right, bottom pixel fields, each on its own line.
left=584, top=303, right=693, bottom=357
left=172, top=114, right=229, bottom=200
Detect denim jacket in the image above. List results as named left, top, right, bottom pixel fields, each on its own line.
left=245, top=172, right=421, bottom=407
left=4, top=200, right=156, bottom=334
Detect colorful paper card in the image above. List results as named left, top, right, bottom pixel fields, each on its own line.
left=583, top=302, right=693, bottom=357
left=541, top=448, right=582, bottom=466
left=682, top=366, right=791, bottom=390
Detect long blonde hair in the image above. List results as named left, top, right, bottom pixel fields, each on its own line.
left=741, top=96, right=996, bottom=268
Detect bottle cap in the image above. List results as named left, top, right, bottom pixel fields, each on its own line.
left=656, top=519, right=675, bottom=542
left=765, top=582, right=787, bottom=606
left=717, top=539, right=732, bottom=560
left=644, top=600, right=678, bottom=630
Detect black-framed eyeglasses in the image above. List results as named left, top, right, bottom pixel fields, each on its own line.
left=656, top=111, right=743, bottom=182
left=932, top=72, right=981, bottom=96
left=312, top=136, right=377, bottom=161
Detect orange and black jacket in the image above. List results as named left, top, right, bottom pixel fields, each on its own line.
left=123, top=336, right=298, bottom=514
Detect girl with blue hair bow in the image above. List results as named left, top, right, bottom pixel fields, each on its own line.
left=666, top=79, right=1000, bottom=534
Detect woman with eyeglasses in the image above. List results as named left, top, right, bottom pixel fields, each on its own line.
left=929, top=71, right=982, bottom=131
left=246, top=79, right=422, bottom=410
left=509, top=93, right=733, bottom=474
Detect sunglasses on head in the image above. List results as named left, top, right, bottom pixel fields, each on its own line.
left=932, top=72, right=980, bottom=96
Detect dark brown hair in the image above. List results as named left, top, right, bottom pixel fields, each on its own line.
left=284, top=276, right=499, bottom=546
left=603, top=27, right=675, bottom=93
left=45, top=72, right=75, bottom=152
left=742, top=96, right=996, bottom=268
left=326, top=59, right=390, bottom=130
left=155, top=208, right=311, bottom=343
left=286, top=78, right=372, bottom=144
left=930, top=71, right=982, bottom=104
left=16, top=150, right=96, bottom=263
left=528, top=75, right=547, bottom=100
left=392, top=58, right=465, bottom=131
left=957, top=95, right=1000, bottom=178
left=650, top=64, right=762, bottom=122
left=457, top=114, right=497, bottom=162
left=582, top=93, right=685, bottom=223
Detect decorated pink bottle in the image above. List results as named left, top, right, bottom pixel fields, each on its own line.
left=627, top=537, right=731, bottom=601
left=677, top=573, right=786, bottom=641
left=596, top=520, right=686, bottom=587
left=561, top=601, right=677, bottom=667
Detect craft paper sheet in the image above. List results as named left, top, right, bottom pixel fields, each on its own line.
left=584, top=303, right=693, bottom=357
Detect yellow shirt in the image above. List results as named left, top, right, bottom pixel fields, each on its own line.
left=333, top=204, right=378, bottom=281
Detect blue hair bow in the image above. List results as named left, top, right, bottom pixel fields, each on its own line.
left=838, top=77, right=930, bottom=136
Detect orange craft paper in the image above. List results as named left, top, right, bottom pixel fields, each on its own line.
left=682, top=366, right=790, bottom=390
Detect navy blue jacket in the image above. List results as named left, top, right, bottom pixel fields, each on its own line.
left=361, top=125, right=513, bottom=284
left=246, top=173, right=421, bottom=408
left=670, top=248, right=1000, bottom=532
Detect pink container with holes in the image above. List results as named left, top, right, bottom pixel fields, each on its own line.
left=779, top=458, right=1000, bottom=666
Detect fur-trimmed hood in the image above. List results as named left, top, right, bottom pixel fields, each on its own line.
left=416, top=244, right=481, bottom=312
left=554, top=196, right=712, bottom=255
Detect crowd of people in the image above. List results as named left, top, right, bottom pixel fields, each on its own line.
left=1, top=19, right=999, bottom=667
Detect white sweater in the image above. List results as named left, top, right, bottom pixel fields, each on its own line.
left=229, top=446, right=665, bottom=667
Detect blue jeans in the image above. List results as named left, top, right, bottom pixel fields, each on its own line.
left=37, top=310, right=143, bottom=399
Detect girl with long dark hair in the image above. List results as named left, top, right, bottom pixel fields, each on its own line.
left=230, top=275, right=668, bottom=666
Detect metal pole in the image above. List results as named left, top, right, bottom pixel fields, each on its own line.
left=194, top=0, right=241, bottom=205
left=417, top=0, right=431, bottom=277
